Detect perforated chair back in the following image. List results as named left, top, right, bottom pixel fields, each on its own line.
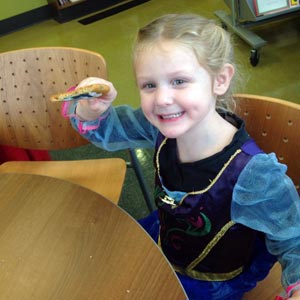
left=0, top=47, right=107, bottom=150
left=234, top=93, right=300, bottom=191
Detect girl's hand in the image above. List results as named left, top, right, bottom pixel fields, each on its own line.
left=75, top=77, right=117, bottom=121
left=288, top=289, right=300, bottom=299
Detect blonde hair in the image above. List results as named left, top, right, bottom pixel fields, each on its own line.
left=133, top=14, right=236, bottom=111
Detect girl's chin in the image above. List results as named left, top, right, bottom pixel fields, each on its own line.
left=158, top=128, right=183, bottom=139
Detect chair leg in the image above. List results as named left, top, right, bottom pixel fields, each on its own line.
left=128, top=149, right=155, bottom=213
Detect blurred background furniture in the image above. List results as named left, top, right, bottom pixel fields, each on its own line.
left=215, top=0, right=300, bottom=66
left=0, top=47, right=126, bottom=204
left=234, top=93, right=300, bottom=300
left=0, top=173, right=187, bottom=300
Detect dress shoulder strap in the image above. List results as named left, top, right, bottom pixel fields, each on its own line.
left=241, top=138, right=264, bottom=156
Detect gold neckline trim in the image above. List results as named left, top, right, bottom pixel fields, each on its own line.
left=156, top=137, right=242, bottom=204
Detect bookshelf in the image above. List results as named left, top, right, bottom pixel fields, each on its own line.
left=47, top=0, right=88, bottom=22
left=48, top=0, right=86, bottom=10
left=47, top=0, right=150, bottom=23
left=215, top=0, right=300, bottom=66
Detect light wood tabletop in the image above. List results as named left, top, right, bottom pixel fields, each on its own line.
left=0, top=173, right=187, bottom=300
left=0, top=158, right=127, bottom=204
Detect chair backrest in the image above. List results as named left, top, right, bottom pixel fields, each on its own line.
left=234, top=93, right=300, bottom=190
left=0, top=47, right=107, bottom=150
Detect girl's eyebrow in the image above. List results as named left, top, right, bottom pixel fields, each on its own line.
left=167, top=69, right=195, bottom=76
left=136, top=77, right=153, bottom=84
left=136, top=75, right=150, bottom=80
left=137, top=71, right=189, bottom=79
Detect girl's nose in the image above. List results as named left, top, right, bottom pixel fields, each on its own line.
left=155, top=87, right=173, bottom=106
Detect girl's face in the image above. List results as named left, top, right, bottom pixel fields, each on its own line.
left=135, top=41, right=222, bottom=140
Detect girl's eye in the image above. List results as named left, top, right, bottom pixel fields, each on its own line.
left=142, top=83, right=156, bottom=89
left=172, top=79, right=185, bottom=86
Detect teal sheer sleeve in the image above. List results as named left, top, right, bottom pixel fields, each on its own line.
left=66, top=102, right=158, bottom=151
left=232, top=153, right=300, bottom=288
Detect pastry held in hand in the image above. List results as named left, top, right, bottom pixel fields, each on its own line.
left=50, top=84, right=110, bottom=102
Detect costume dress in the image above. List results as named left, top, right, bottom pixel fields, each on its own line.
left=140, top=130, right=275, bottom=300
left=65, top=103, right=300, bottom=300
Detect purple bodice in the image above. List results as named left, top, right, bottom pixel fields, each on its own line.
left=154, top=134, right=263, bottom=281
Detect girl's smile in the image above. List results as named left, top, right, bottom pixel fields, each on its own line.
left=158, top=111, right=185, bottom=121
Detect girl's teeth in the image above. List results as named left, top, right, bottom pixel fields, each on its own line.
left=161, top=112, right=182, bottom=119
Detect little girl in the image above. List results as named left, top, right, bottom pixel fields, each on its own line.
left=64, top=14, right=300, bottom=300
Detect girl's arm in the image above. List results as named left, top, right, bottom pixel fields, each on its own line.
left=63, top=78, right=158, bottom=151
left=231, top=153, right=300, bottom=299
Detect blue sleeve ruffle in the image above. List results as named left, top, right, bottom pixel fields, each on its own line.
left=232, top=153, right=300, bottom=288
left=68, top=103, right=158, bottom=151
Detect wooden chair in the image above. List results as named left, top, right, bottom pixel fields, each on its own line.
left=0, top=47, right=126, bottom=204
left=234, top=94, right=300, bottom=300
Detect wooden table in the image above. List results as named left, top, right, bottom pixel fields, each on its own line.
left=0, top=173, right=187, bottom=300
left=0, top=158, right=127, bottom=204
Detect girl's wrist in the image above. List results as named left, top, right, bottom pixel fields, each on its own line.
left=288, top=282, right=300, bottom=296
left=75, top=105, right=103, bottom=122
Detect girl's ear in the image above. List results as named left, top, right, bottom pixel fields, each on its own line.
left=213, top=63, right=235, bottom=96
